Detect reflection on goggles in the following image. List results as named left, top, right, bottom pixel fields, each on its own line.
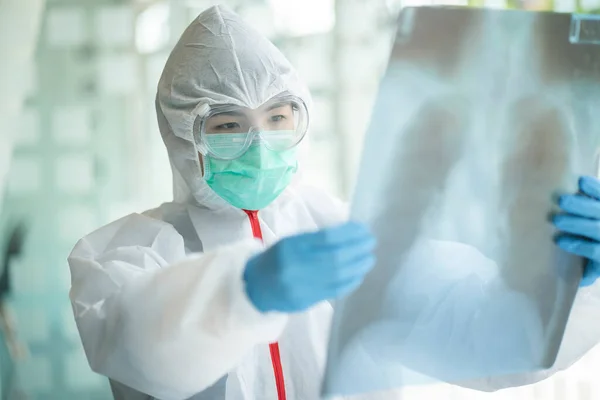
left=205, top=130, right=298, bottom=146
left=205, top=130, right=299, bottom=159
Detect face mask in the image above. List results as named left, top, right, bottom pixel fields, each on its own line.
left=203, top=140, right=298, bottom=210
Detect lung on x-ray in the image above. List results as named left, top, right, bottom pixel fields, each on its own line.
left=323, top=7, right=600, bottom=398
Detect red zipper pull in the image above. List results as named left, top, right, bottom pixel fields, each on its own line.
left=242, top=209, right=287, bottom=400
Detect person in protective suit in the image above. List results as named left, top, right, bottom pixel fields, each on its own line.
left=68, top=5, right=600, bottom=400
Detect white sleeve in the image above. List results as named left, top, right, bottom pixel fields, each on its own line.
left=340, top=239, right=600, bottom=392
left=68, top=213, right=288, bottom=400
left=296, top=184, right=349, bottom=227
left=406, top=241, right=600, bottom=392
left=462, top=280, right=600, bottom=392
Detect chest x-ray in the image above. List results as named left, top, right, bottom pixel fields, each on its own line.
left=323, top=7, right=600, bottom=398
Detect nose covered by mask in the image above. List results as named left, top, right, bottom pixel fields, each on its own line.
left=203, top=135, right=298, bottom=210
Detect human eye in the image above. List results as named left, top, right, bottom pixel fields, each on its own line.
left=270, top=115, right=286, bottom=122
left=207, top=118, right=245, bottom=133
left=216, top=122, right=241, bottom=130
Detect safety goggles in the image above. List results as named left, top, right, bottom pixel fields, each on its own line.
left=196, top=94, right=309, bottom=160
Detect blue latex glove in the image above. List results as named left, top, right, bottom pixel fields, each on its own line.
left=554, top=176, right=600, bottom=287
left=244, top=221, right=376, bottom=313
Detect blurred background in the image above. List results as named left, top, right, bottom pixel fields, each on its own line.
left=2, top=0, right=600, bottom=399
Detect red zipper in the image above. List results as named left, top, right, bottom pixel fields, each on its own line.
left=243, top=210, right=287, bottom=400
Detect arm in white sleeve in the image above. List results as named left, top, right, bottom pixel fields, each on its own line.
left=68, top=213, right=288, bottom=400
left=462, top=280, right=600, bottom=391
left=296, top=184, right=349, bottom=227
left=362, top=239, right=600, bottom=392
left=408, top=241, right=600, bottom=391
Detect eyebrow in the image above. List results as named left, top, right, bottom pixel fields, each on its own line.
left=265, top=102, right=292, bottom=112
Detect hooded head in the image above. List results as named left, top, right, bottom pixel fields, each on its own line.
left=156, top=5, right=311, bottom=210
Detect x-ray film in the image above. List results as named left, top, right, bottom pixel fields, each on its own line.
left=323, top=7, right=600, bottom=397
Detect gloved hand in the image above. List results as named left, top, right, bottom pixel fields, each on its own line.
left=553, top=176, right=600, bottom=287
left=243, top=221, right=376, bottom=313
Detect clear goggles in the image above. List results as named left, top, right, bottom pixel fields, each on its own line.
left=196, top=94, right=309, bottom=160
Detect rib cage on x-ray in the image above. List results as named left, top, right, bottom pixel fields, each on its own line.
left=323, top=7, right=600, bottom=398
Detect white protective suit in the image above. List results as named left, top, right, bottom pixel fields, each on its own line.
left=68, top=4, right=600, bottom=400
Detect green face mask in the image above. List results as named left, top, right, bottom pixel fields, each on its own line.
left=203, top=140, right=298, bottom=210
